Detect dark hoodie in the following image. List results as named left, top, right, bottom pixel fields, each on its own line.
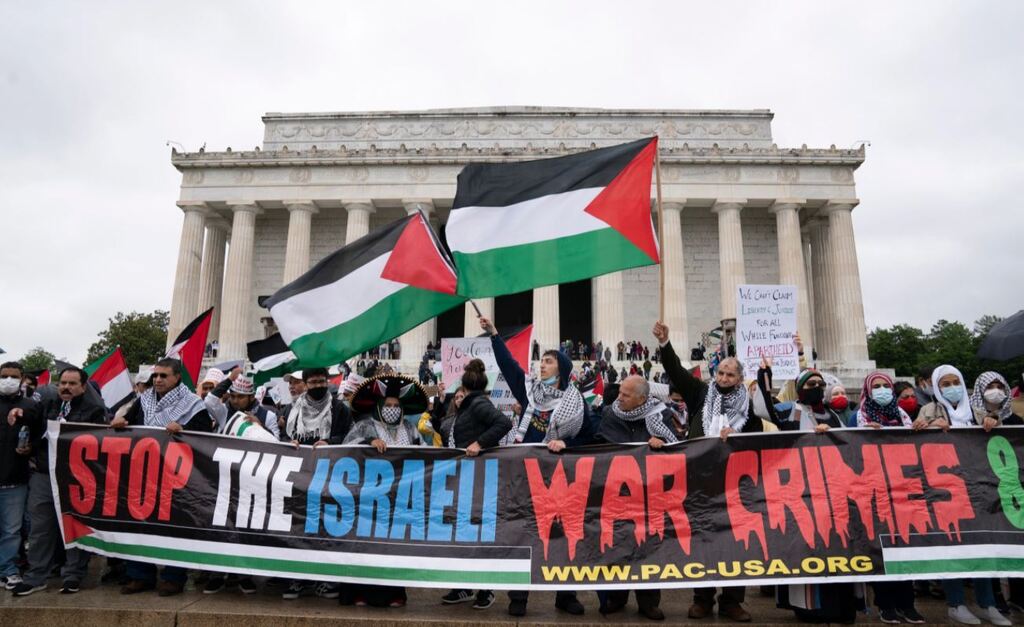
left=490, top=337, right=592, bottom=445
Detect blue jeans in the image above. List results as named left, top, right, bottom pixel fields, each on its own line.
left=0, top=485, right=28, bottom=577
left=943, top=578, right=995, bottom=609
left=125, top=561, right=187, bottom=584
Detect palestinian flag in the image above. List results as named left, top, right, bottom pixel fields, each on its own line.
left=35, top=369, right=50, bottom=388
left=248, top=333, right=298, bottom=386
left=446, top=137, right=660, bottom=298
left=83, top=347, right=133, bottom=411
left=266, top=211, right=466, bottom=365
left=165, top=307, right=213, bottom=390
left=498, top=324, right=533, bottom=373
left=579, top=372, right=604, bottom=405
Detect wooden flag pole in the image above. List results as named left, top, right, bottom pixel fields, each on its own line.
left=655, top=138, right=665, bottom=322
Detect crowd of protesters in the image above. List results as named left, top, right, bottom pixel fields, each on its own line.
left=2, top=319, right=1023, bottom=624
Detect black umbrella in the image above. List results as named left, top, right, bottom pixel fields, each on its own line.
left=976, top=310, right=1024, bottom=361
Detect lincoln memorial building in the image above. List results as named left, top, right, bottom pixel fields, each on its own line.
left=167, top=107, right=874, bottom=374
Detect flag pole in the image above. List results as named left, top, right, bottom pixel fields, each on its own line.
left=469, top=299, right=483, bottom=317
left=655, top=137, right=665, bottom=322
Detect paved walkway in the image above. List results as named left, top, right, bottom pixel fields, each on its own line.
left=2, top=562, right=1017, bottom=626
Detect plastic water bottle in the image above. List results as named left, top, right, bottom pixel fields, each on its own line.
left=18, top=426, right=29, bottom=450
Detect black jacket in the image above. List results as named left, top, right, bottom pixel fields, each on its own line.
left=34, top=392, right=108, bottom=473
left=449, top=392, right=512, bottom=449
left=0, top=393, right=43, bottom=485
left=284, top=397, right=352, bottom=446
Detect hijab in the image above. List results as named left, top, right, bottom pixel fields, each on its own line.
left=858, top=371, right=904, bottom=427
left=932, top=364, right=975, bottom=427
left=970, top=371, right=1012, bottom=421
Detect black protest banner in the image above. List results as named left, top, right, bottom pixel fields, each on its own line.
left=50, top=422, right=1024, bottom=589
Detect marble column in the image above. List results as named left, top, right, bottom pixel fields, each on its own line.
left=801, top=229, right=817, bottom=355
left=591, top=272, right=624, bottom=352
left=809, top=217, right=837, bottom=362
left=197, top=220, right=228, bottom=343
left=344, top=200, right=374, bottom=244
left=660, top=201, right=690, bottom=351
left=532, top=285, right=560, bottom=353
left=712, top=199, right=747, bottom=321
left=823, top=200, right=870, bottom=363
left=770, top=199, right=813, bottom=350
left=399, top=199, right=436, bottom=360
left=218, top=203, right=259, bottom=361
left=167, top=202, right=207, bottom=349
left=282, top=201, right=317, bottom=284
left=463, top=298, right=494, bottom=337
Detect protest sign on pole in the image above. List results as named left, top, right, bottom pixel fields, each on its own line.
left=736, top=284, right=799, bottom=379
left=440, top=337, right=517, bottom=418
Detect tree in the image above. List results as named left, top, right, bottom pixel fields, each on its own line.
left=19, top=346, right=55, bottom=373
left=86, top=310, right=169, bottom=373
left=867, top=324, right=927, bottom=376
left=973, top=314, right=1004, bottom=337
left=922, top=319, right=980, bottom=384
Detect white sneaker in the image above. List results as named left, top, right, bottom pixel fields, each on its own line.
left=4, top=574, right=23, bottom=590
left=981, top=606, right=1012, bottom=626
left=949, top=605, right=982, bottom=625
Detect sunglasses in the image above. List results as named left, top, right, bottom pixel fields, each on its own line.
left=152, top=373, right=172, bottom=379
left=803, top=380, right=825, bottom=389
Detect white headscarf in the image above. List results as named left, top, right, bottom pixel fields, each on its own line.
left=932, top=365, right=975, bottom=427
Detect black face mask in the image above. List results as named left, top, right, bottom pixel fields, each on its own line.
left=799, top=386, right=825, bottom=407
left=715, top=383, right=736, bottom=395
left=307, top=386, right=328, bottom=401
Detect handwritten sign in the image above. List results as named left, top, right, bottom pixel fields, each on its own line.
left=736, top=284, right=799, bottom=379
left=440, top=337, right=517, bottom=418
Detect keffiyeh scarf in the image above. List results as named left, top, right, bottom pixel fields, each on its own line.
left=970, top=371, right=1013, bottom=421
left=139, top=384, right=204, bottom=428
left=286, top=392, right=334, bottom=440
left=859, top=371, right=905, bottom=427
left=611, top=397, right=678, bottom=443
left=373, top=419, right=414, bottom=447
left=701, top=382, right=750, bottom=435
left=514, top=376, right=584, bottom=443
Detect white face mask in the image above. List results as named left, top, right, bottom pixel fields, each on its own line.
left=0, top=377, right=21, bottom=396
left=983, top=388, right=1007, bottom=405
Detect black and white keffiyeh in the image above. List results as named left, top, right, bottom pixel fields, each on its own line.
left=701, top=383, right=750, bottom=436
left=139, top=384, right=205, bottom=428
left=286, top=392, right=334, bottom=440
left=372, top=419, right=414, bottom=447
left=970, top=371, right=1013, bottom=422
left=514, top=376, right=584, bottom=443
left=611, top=396, right=678, bottom=443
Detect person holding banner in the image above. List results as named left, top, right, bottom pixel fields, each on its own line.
left=773, top=367, right=859, bottom=624
left=915, top=365, right=1009, bottom=626
left=442, top=358, right=512, bottom=611
left=109, top=358, right=212, bottom=597
left=0, top=361, right=41, bottom=593
left=478, top=315, right=588, bottom=617
left=651, top=321, right=755, bottom=622
left=853, top=372, right=912, bottom=429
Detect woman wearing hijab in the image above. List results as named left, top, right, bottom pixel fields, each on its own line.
left=915, top=365, right=996, bottom=431
left=775, top=369, right=858, bottom=623
left=915, top=365, right=1008, bottom=625
left=971, top=371, right=1023, bottom=425
left=855, top=372, right=912, bottom=429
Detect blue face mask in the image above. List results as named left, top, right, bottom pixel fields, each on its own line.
left=870, top=388, right=894, bottom=406
left=542, top=375, right=558, bottom=386
left=941, top=385, right=964, bottom=404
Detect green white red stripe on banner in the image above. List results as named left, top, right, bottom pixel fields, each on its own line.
left=881, top=534, right=1024, bottom=576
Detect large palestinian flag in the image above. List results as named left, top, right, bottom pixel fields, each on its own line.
left=265, top=211, right=466, bottom=365
left=446, top=137, right=660, bottom=298
left=165, top=307, right=213, bottom=390
left=83, top=347, right=133, bottom=411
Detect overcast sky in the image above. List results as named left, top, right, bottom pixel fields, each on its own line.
left=1, top=0, right=1021, bottom=364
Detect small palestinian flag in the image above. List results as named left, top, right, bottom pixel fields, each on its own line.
left=494, top=324, right=533, bottom=373
left=446, top=137, right=660, bottom=298
left=35, top=369, right=50, bottom=388
left=266, top=211, right=466, bottom=366
left=248, top=333, right=299, bottom=386
left=83, top=347, right=133, bottom=411
left=165, top=307, right=213, bottom=390
left=579, top=372, right=604, bottom=405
